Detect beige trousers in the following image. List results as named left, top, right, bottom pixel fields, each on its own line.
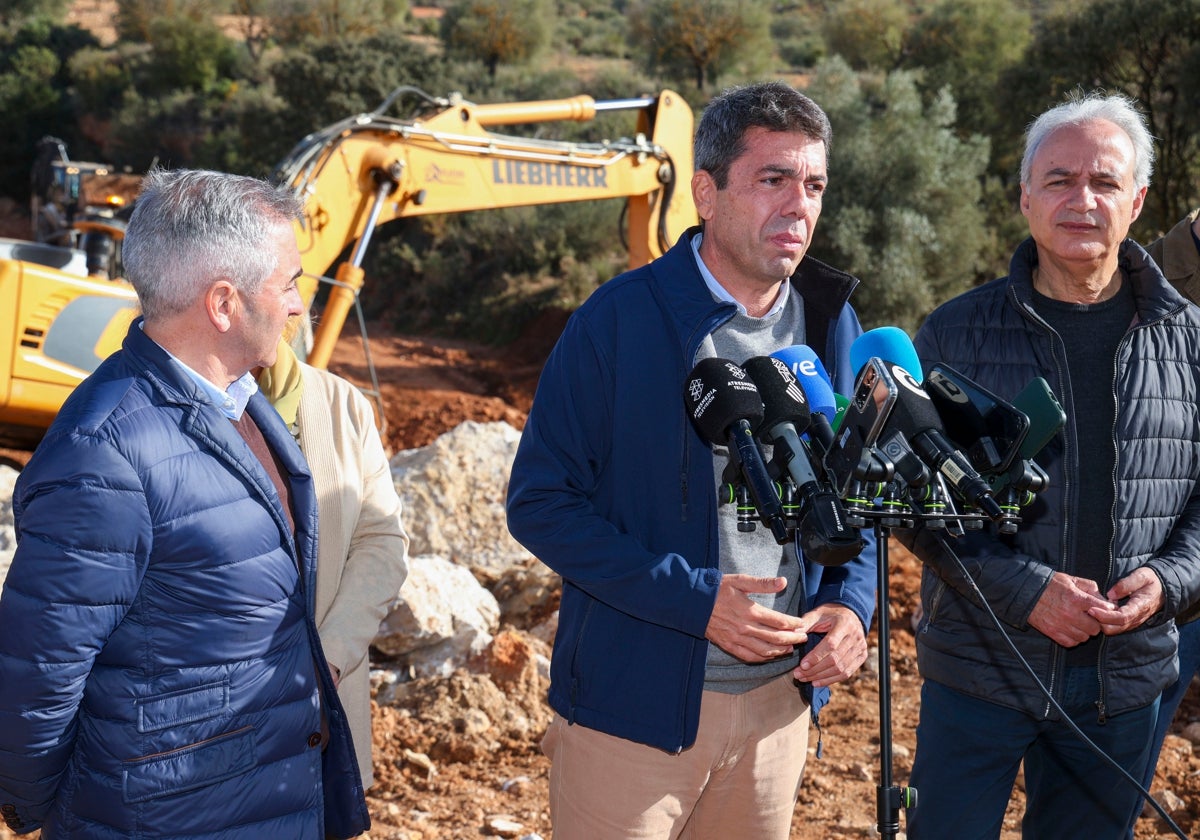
left=541, top=673, right=811, bottom=840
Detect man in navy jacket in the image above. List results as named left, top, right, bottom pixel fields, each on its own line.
left=507, top=81, right=876, bottom=839
left=0, top=169, right=369, bottom=839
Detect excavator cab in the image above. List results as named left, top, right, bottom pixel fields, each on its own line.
left=31, top=136, right=137, bottom=280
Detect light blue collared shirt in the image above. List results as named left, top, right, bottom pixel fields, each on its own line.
left=140, top=324, right=258, bottom=420
left=690, top=231, right=790, bottom=318
left=175, top=358, right=258, bottom=420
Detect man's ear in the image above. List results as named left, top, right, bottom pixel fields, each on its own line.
left=206, top=280, right=238, bottom=333
left=1130, top=184, right=1147, bottom=225
left=692, top=170, right=716, bottom=222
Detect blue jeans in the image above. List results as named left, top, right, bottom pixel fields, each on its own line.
left=908, top=671, right=1157, bottom=840
left=1126, top=619, right=1200, bottom=837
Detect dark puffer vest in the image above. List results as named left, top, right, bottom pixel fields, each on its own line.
left=908, top=237, right=1200, bottom=720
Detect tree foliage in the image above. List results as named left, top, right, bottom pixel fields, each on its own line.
left=821, top=0, right=912, bottom=71
left=136, top=15, right=243, bottom=96
left=902, top=0, right=1031, bottom=177
left=269, top=32, right=448, bottom=133
left=559, top=0, right=629, bottom=58
left=806, top=56, right=992, bottom=332
left=771, top=3, right=826, bottom=70
left=998, top=0, right=1200, bottom=235
left=68, top=45, right=133, bottom=119
left=114, top=0, right=223, bottom=43
left=106, top=83, right=295, bottom=177
left=0, top=0, right=69, bottom=30
left=365, top=200, right=632, bottom=342
left=0, top=25, right=77, bottom=197
left=254, top=0, right=410, bottom=44
left=441, top=0, right=551, bottom=79
left=628, top=0, right=771, bottom=92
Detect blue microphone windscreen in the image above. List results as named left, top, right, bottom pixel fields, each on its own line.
left=770, top=345, right=831, bottom=385
left=849, top=326, right=923, bottom=382
left=771, top=345, right=836, bottom=420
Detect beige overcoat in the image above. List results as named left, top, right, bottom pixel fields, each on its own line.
left=299, top=364, right=409, bottom=787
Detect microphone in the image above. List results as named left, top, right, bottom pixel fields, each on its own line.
left=876, top=359, right=1004, bottom=520
left=850, top=326, right=924, bottom=382
left=770, top=345, right=838, bottom=457
left=742, top=356, right=864, bottom=566
left=875, top=427, right=933, bottom=489
left=683, top=357, right=790, bottom=544
left=847, top=329, right=1006, bottom=516
left=823, top=356, right=900, bottom=495
left=773, top=343, right=891, bottom=482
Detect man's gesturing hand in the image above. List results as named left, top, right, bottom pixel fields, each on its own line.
left=705, top=574, right=809, bottom=662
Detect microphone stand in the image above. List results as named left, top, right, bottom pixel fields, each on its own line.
left=871, top=520, right=915, bottom=839
left=730, top=466, right=1009, bottom=836
left=853, top=496, right=996, bottom=838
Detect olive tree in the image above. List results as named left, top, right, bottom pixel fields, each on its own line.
left=806, top=57, right=993, bottom=332
left=627, top=0, right=771, bottom=92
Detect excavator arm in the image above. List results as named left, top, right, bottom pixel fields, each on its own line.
left=273, top=86, right=696, bottom=367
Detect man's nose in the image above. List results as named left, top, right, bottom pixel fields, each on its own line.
left=288, top=286, right=305, bottom=316
left=1066, top=184, right=1099, bottom=211
left=783, top=182, right=815, bottom=217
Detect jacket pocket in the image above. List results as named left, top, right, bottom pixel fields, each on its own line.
left=136, top=680, right=230, bottom=733
left=122, top=725, right=255, bottom=804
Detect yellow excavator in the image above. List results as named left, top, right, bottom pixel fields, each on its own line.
left=0, top=86, right=697, bottom=448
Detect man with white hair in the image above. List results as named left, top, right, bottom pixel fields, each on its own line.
left=903, top=93, right=1200, bottom=838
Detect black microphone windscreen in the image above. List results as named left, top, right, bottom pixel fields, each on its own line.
left=881, top=361, right=943, bottom=435
left=742, top=356, right=812, bottom=438
left=683, top=358, right=765, bottom=446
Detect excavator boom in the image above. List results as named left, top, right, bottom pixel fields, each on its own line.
left=276, top=87, right=695, bottom=366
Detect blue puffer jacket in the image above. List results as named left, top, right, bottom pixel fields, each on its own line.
left=0, top=322, right=369, bottom=838
left=908, top=237, right=1200, bottom=720
left=506, top=228, right=877, bottom=753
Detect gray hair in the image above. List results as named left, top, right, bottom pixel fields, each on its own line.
left=1020, top=92, right=1154, bottom=190
left=694, top=81, right=832, bottom=190
left=122, top=168, right=304, bottom=321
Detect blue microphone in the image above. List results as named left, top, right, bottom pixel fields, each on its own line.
left=849, top=326, right=924, bottom=382
left=771, top=345, right=837, bottom=455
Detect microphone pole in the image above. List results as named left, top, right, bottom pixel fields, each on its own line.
left=776, top=340, right=918, bottom=834
left=874, top=520, right=916, bottom=839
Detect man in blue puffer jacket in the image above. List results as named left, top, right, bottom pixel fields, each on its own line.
left=903, top=94, right=1200, bottom=839
left=0, top=169, right=369, bottom=838
left=507, top=81, right=876, bottom=840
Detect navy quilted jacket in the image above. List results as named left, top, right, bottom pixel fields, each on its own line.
left=0, top=321, right=369, bottom=838
left=908, top=237, right=1200, bottom=720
